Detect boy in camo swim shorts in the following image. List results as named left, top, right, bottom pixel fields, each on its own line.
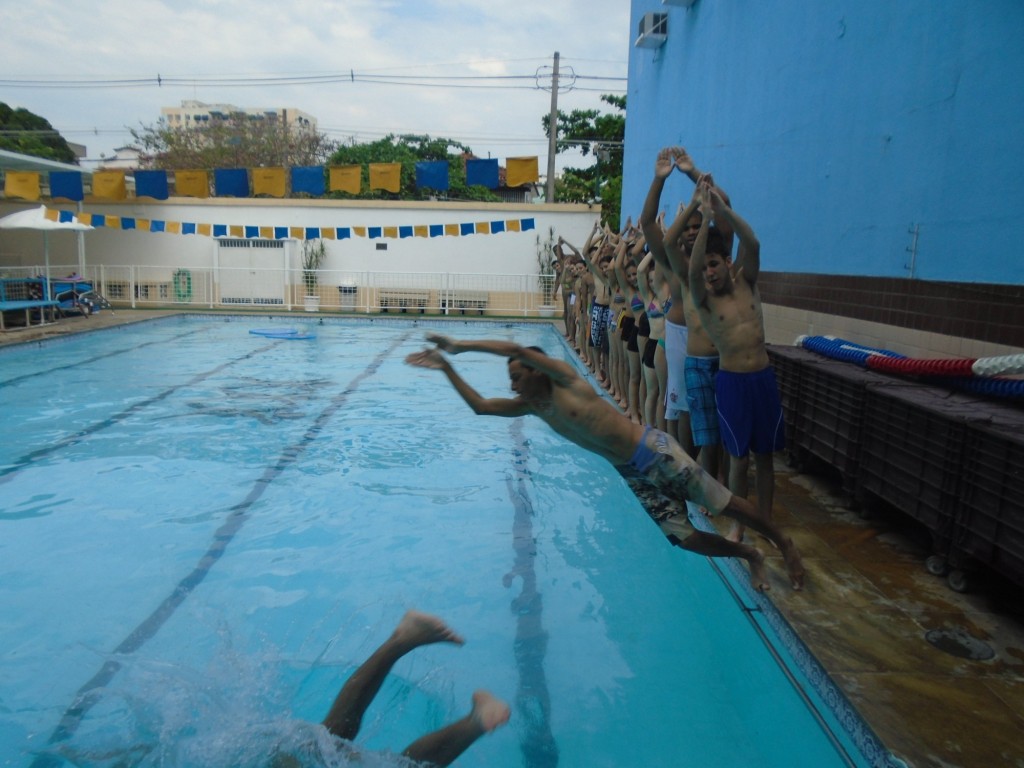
left=621, top=425, right=731, bottom=527
left=407, top=335, right=805, bottom=592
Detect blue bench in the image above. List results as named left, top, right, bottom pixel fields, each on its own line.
left=0, top=278, right=60, bottom=331
left=49, top=277, right=98, bottom=316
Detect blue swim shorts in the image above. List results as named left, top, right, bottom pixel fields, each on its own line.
left=685, top=355, right=720, bottom=447
left=715, top=366, right=786, bottom=458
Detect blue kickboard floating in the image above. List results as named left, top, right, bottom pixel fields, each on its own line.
left=249, top=328, right=315, bottom=340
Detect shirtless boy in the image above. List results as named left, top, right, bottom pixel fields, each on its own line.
left=689, top=178, right=786, bottom=542
left=580, top=229, right=616, bottom=391
left=642, top=147, right=734, bottom=474
left=405, top=335, right=804, bottom=591
left=661, top=165, right=732, bottom=482
left=555, top=237, right=578, bottom=344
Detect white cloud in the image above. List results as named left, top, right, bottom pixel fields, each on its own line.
left=0, top=0, right=628, bottom=168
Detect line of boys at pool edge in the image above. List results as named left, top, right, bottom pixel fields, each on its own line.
left=555, top=145, right=788, bottom=554
left=273, top=147, right=807, bottom=767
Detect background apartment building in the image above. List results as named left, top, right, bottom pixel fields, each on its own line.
left=160, top=100, right=317, bottom=134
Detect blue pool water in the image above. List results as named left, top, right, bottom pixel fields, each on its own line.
left=0, top=316, right=880, bottom=767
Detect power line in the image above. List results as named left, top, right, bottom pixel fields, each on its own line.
left=1, top=125, right=621, bottom=147
left=1, top=61, right=626, bottom=161
left=0, top=69, right=624, bottom=91
left=356, top=55, right=624, bottom=72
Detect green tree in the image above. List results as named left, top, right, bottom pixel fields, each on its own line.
left=0, top=102, right=78, bottom=164
left=130, top=113, right=337, bottom=172
left=542, top=94, right=625, bottom=228
left=327, top=134, right=500, bottom=202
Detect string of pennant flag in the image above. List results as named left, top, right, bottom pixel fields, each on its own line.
left=42, top=205, right=537, bottom=241
left=2, top=157, right=540, bottom=203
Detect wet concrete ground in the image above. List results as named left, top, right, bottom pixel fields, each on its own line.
left=3, top=309, right=1023, bottom=767
left=0, top=307, right=178, bottom=346
left=766, top=461, right=1024, bottom=768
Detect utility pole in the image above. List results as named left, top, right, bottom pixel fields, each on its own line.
left=545, top=51, right=560, bottom=204
left=281, top=107, right=291, bottom=193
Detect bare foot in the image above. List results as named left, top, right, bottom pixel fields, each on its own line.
left=471, top=690, right=511, bottom=733
left=726, top=522, right=746, bottom=543
left=780, top=536, right=806, bottom=591
left=393, top=610, right=465, bottom=650
left=746, top=548, right=771, bottom=592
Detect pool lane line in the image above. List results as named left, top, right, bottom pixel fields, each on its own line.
left=504, top=419, right=560, bottom=768
left=0, top=335, right=284, bottom=484
left=28, top=331, right=413, bottom=766
left=0, top=326, right=205, bottom=389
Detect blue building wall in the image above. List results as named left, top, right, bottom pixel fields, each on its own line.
left=622, top=0, right=1024, bottom=285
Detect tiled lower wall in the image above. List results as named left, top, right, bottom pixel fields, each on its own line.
left=759, top=273, right=1024, bottom=359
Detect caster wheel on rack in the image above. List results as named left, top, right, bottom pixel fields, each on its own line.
left=947, top=569, right=970, bottom=593
left=925, top=555, right=948, bottom=577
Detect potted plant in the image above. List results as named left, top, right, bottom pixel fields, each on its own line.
left=535, top=226, right=558, bottom=317
left=301, top=239, right=326, bottom=311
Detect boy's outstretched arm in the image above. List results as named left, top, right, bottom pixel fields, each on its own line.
left=710, top=187, right=760, bottom=284
left=639, top=148, right=676, bottom=271
left=688, top=182, right=714, bottom=308
left=663, top=190, right=701, bottom=283
left=405, top=346, right=529, bottom=417
left=416, top=334, right=578, bottom=386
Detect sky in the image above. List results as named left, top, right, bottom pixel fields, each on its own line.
left=0, top=0, right=630, bottom=172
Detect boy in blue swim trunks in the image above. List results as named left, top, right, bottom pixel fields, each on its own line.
left=406, top=335, right=804, bottom=592
left=642, top=146, right=734, bottom=470
left=689, top=178, right=785, bottom=542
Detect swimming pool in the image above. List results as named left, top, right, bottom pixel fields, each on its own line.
left=0, top=315, right=891, bottom=767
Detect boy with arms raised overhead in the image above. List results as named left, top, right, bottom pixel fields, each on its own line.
left=689, top=178, right=785, bottom=542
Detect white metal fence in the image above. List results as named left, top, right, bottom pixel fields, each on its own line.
left=0, top=262, right=563, bottom=318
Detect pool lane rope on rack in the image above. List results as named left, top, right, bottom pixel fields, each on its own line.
left=795, top=335, right=1024, bottom=398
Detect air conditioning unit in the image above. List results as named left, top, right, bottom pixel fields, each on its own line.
left=635, top=12, right=668, bottom=48
left=662, top=0, right=698, bottom=7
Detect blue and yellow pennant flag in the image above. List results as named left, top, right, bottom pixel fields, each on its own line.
left=51, top=208, right=541, bottom=243
left=4, top=171, right=41, bottom=201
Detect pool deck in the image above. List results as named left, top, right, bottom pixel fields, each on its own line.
left=2, top=309, right=1023, bottom=768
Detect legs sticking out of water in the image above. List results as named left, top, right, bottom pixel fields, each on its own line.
left=321, top=610, right=510, bottom=767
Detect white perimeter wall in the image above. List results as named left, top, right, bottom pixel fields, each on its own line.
left=0, top=198, right=600, bottom=276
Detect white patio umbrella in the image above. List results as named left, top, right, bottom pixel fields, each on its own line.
left=0, top=205, right=94, bottom=300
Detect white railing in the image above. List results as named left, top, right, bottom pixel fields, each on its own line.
left=0, top=262, right=563, bottom=318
